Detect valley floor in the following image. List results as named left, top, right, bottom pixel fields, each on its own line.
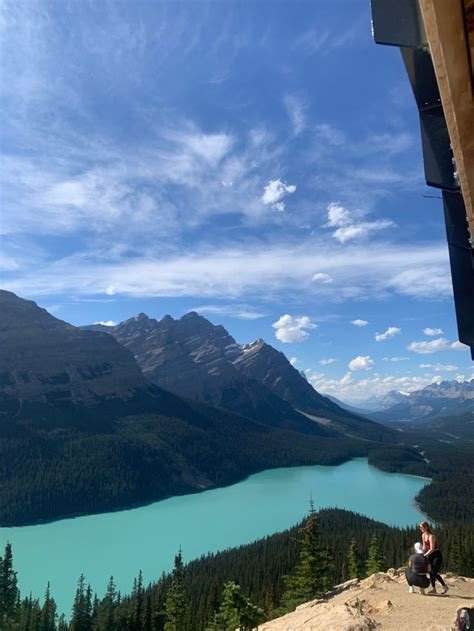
left=258, top=570, right=474, bottom=631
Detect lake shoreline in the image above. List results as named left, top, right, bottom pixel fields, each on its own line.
left=2, top=455, right=432, bottom=530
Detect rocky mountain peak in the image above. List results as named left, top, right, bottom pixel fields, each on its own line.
left=159, top=314, right=175, bottom=325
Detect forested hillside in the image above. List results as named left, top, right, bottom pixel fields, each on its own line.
left=2, top=508, right=473, bottom=631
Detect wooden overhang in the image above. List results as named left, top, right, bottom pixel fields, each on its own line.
left=419, top=0, right=474, bottom=245
left=371, top=0, right=474, bottom=358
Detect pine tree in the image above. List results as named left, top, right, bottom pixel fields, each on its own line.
left=280, top=502, right=334, bottom=611
left=206, top=581, right=265, bottom=631
left=57, top=614, right=68, bottom=631
left=131, top=571, right=144, bottom=631
left=164, top=550, right=186, bottom=631
left=70, top=575, right=92, bottom=631
left=345, top=539, right=360, bottom=580
left=19, top=594, right=42, bottom=631
left=0, top=542, right=19, bottom=627
left=365, top=535, right=385, bottom=576
left=39, top=583, right=56, bottom=631
left=152, top=574, right=168, bottom=631
left=97, top=576, right=117, bottom=631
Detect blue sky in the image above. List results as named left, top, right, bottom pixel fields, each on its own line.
left=1, top=0, right=472, bottom=403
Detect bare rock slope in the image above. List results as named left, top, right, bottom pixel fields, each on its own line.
left=259, top=570, right=474, bottom=631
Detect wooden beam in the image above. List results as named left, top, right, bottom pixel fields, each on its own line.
left=419, top=0, right=474, bottom=245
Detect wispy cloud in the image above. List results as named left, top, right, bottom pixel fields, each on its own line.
left=324, top=202, right=395, bottom=244
left=319, top=358, right=337, bottom=366
left=2, top=241, right=451, bottom=303
left=190, top=304, right=267, bottom=320
left=284, top=95, right=307, bottom=136
left=419, top=363, right=458, bottom=372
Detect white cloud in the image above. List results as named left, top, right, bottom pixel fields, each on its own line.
left=423, top=327, right=444, bottom=336
left=312, top=272, right=333, bottom=284
left=351, top=319, right=368, bottom=327
left=332, top=220, right=394, bottom=244
left=340, top=371, right=353, bottom=385
left=94, top=320, right=116, bottom=326
left=272, top=314, right=317, bottom=343
left=451, top=341, right=468, bottom=351
left=324, top=202, right=394, bottom=244
left=289, top=357, right=298, bottom=367
left=325, top=202, right=352, bottom=228
left=419, top=363, right=459, bottom=372
left=408, top=338, right=468, bottom=354
left=261, top=179, right=296, bottom=212
left=319, top=358, right=337, bottom=366
left=375, top=326, right=401, bottom=342
left=382, top=356, right=409, bottom=362
left=348, top=355, right=374, bottom=371
left=388, top=268, right=453, bottom=299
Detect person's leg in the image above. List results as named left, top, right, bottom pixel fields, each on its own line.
left=431, top=554, right=448, bottom=590
left=405, top=569, right=416, bottom=592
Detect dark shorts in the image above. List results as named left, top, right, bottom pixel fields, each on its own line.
left=405, top=568, right=430, bottom=588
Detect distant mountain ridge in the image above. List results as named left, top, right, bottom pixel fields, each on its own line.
left=369, top=379, right=474, bottom=423
left=86, top=311, right=392, bottom=442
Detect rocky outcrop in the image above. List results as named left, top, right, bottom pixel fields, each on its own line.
left=258, top=570, right=474, bottom=631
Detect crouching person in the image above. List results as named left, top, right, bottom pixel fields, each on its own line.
left=405, top=542, right=431, bottom=595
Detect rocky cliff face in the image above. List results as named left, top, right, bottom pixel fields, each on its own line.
left=105, top=312, right=332, bottom=435
left=90, top=311, right=395, bottom=441
left=258, top=570, right=474, bottom=631
left=232, top=338, right=341, bottom=416
left=0, top=291, right=147, bottom=417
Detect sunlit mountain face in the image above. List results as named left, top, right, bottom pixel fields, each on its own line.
left=1, top=0, right=472, bottom=402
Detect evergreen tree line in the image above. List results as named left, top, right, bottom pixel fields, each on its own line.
left=2, top=508, right=473, bottom=631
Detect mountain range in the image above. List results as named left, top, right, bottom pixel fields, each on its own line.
left=366, top=380, right=474, bottom=423
left=0, top=290, right=414, bottom=526
left=84, top=312, right=390, bottom=442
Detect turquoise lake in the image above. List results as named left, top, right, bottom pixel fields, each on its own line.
left=0, top=459, right=429, bottom=615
